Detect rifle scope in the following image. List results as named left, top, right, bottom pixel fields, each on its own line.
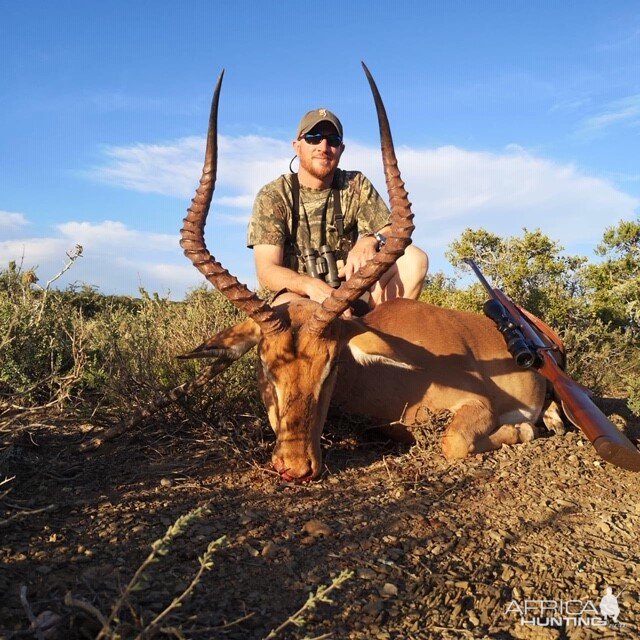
left=483, top=299, right=537, bottom=369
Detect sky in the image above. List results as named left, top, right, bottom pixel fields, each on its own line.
left=1, top=1, right=639, bottom=298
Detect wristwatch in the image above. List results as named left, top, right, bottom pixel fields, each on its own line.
left=374, top=232, right=387, bottom=248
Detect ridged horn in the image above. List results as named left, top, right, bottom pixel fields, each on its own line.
left=306, top=62, right=415, bottom=335
left=180, top=71, right=287, bottom=336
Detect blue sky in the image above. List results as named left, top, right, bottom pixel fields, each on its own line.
left=1, top=1, right=639, bottom=297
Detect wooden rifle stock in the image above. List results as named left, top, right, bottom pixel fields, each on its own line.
left=464, top=258, right=640, bottom=472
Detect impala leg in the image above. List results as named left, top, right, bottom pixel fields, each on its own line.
left=442, top=400, right=538, bottom=460
left=441, top=400, right=496, bottom=460
left=475, top=422, right=538, bottom=453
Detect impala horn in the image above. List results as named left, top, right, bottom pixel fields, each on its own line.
left=306, top=62, right=415, bottom=335
left=180, top=71, right=287, bottom=336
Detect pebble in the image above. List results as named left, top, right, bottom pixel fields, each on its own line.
left=501, top=564, right=515, bottom=581
left=598, top=522, right=611, bottom=534
left=357, top=567, right=377, bottom=580
left=30, top=610, right=61, bottom=640
left=303, top=519, right=333, bottom=537
left=381, top=583, right=398, bottom=597
left=160, top=478, right=172, bottom=487
left=362, top=598, right=384, bottom=616
left=240, top=510, right=257, bottom=525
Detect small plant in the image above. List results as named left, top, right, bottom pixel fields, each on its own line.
left=264, top=569, right=354, bottom=639
left=94, top=505, right=225, bottom=640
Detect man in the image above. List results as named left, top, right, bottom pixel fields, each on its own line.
left=247, top=108, right=428, bottom=312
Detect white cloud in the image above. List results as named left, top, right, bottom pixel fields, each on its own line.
left=216, top=195, right=255, bottom=209
left=343, top=143, right=638, bottom=250
left=549, top=97, right=591, bottom=113
left=56, top=220, right=176, bottom=251
left=578, top=94, right=640, bottom=135
left=88, top=135, right=292, bottom=200
left=0, top=219, right=213, bottom=298
left=0, top=237, right=69, bottom=266
left=88, top=134, right=638, bottom=245
left=0, top=211, right=29, bottom=231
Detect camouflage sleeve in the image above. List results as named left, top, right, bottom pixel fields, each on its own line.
left=247, top=185, right=288, bottom=248
left=354, top=173, right=392, bottom=236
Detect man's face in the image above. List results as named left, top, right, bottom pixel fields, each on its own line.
left=293, top=123, right=344, bottom=182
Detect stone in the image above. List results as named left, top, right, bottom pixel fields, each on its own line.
left=357, top=567, right=377, bottom=580
left=303, top=519, right=333, bottom=538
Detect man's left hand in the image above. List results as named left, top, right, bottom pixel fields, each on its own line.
left=340, top=235, right=378, bottom=281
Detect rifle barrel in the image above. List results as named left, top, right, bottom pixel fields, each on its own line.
left=463, top=258, right=494, bottom=295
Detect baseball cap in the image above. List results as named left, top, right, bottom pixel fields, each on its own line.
left=296, top=108, right=343, bottom=138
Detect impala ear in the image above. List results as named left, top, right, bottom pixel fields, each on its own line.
left=178, top=317, right=261, bottom=360
left=346, top=327, right=419, bottom=370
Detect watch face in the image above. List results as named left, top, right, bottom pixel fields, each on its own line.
left=374, top=232, right=386, bottom=247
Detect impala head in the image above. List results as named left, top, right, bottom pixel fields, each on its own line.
left=180, top=64, right=414, bottom=481
left=257, top=302, right=345, bottom=481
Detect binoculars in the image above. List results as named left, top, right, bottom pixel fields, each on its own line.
left=302, top=246, right=342, bottom=289
left=483, top=299, right=538, bottom=369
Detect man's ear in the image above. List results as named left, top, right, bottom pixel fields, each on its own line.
left=292, top=138, right=301, bottom=154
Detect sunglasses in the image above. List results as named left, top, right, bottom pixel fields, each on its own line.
left=302, top=132, right=343, bottom=148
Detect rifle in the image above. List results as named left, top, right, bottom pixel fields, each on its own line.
left=464, top=258, right=640, bottom=472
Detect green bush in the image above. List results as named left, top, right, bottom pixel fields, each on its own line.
left=0, top=262, right=259, bottom=419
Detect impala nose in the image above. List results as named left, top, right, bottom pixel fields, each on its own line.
left=272, top=453, right=316, bottom=483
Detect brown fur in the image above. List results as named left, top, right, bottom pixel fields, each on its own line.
left=190, top=297, right=562, bottom=480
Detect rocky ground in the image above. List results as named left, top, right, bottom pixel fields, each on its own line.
left=1, top=397, right=639, bottom=639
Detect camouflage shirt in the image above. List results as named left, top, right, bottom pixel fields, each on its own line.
left=247, top=169, right=391, bottom=274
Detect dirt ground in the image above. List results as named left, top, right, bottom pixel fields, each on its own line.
left=1, top=395, right=639, bottom=639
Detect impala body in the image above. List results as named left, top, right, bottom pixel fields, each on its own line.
left=189, top=296, right=562, bottom=482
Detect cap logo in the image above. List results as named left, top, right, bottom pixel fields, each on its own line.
left=318, top=109, right=327, bottom=117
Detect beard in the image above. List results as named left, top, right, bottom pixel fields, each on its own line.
left=299, top=154, right=337, bottom=181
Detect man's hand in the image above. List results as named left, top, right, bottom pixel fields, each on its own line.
left=341, top=235, right=379, bottom=281
left=303, top=278, right=352, bottom=317
left=303, top=278, right=336, bottom=305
